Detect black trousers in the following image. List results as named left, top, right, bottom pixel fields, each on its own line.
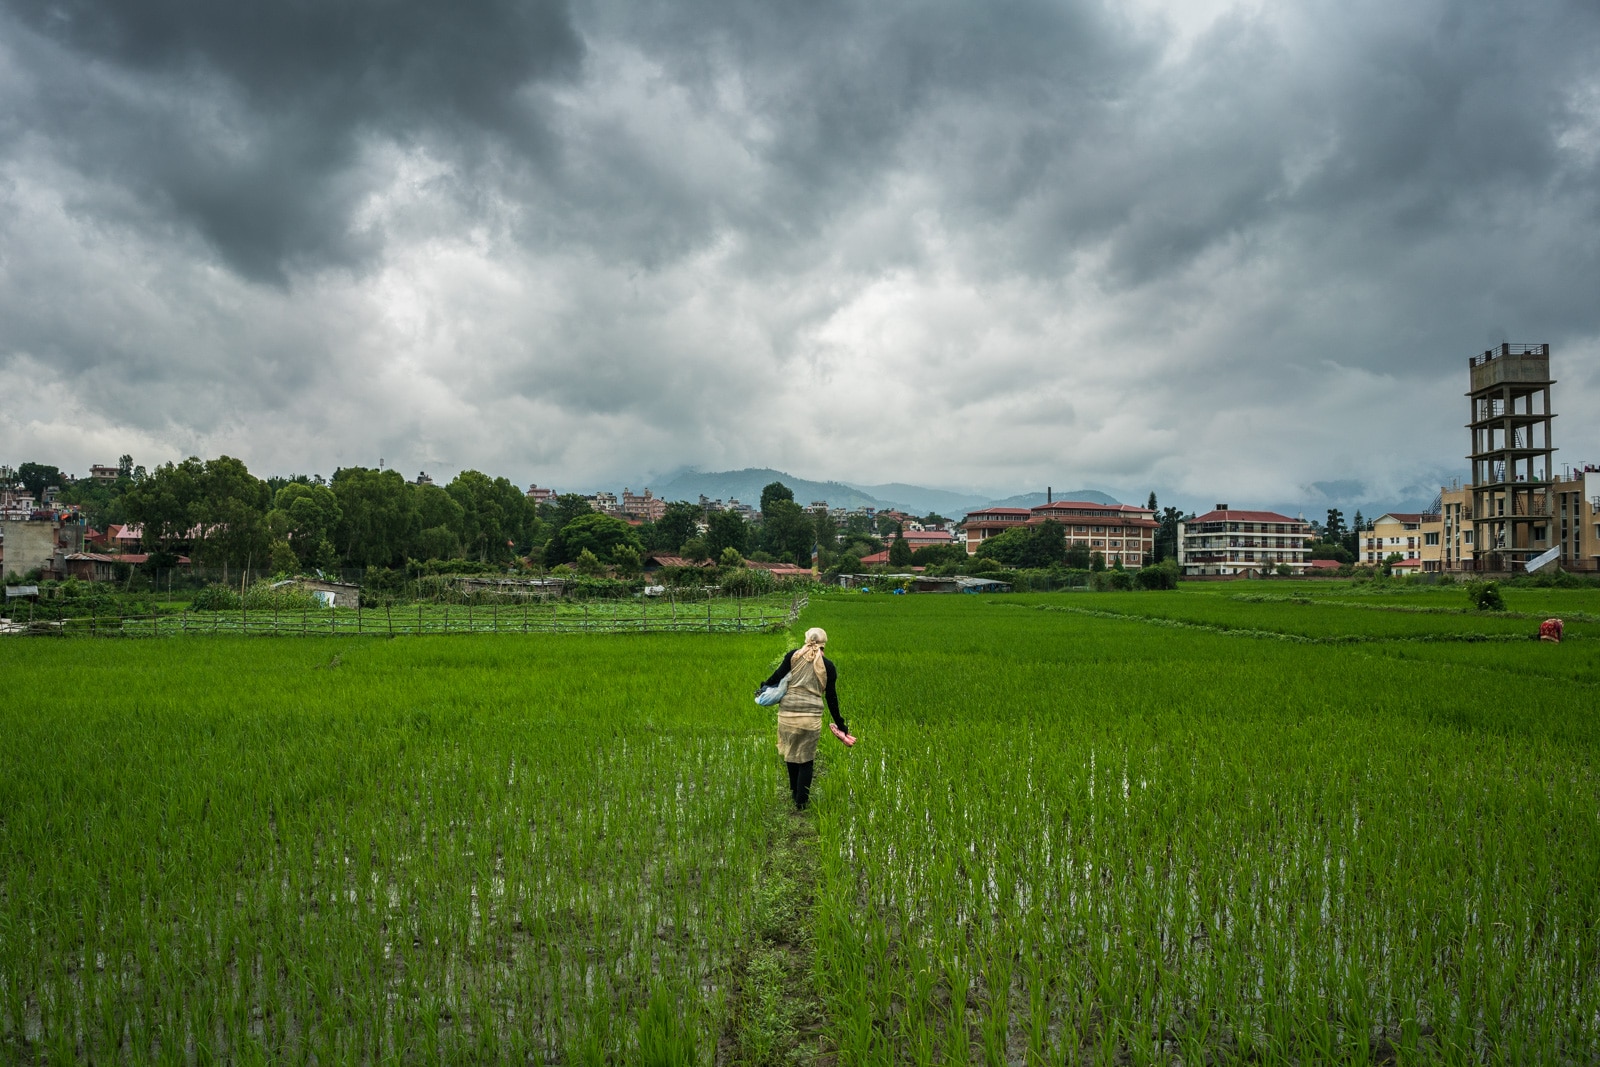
left=785, top=760, right=815, bottom=809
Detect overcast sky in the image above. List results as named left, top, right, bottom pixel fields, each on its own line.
left=2, top=0, right=1596, bottom=511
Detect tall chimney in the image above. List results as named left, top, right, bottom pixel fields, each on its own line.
left=1047, top=486, right=1052, bottom=504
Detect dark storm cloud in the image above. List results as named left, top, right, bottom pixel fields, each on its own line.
left=2, top=0, right=1598, bottom=497
left=4, top=0, right=582, bottom=279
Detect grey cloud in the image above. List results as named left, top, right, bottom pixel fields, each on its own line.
left=2, top=0, right=1599, bottom=501
left=3, top=0, right=582, bottom=279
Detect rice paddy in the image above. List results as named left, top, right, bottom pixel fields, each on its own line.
left=3, top=581, right=1597, bottom=1063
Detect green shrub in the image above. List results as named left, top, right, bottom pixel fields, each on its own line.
left=1134, top=558, right=1180, bottom=590
left=1465, top=579, right=1504, bottom=611
left=719, top=566, right=775, bottom=597
left=190, top=584, right=242, bottom=612
left=241, top=581, right=322, bottom=611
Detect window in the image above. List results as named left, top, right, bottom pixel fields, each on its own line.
left=1424, top=532, right=1439, bottom=546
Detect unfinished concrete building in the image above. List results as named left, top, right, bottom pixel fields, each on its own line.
left=1467, top=343, right=1555, bottom=571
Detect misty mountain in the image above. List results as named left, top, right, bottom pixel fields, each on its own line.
left=641, top=468, right=1121, bottom=515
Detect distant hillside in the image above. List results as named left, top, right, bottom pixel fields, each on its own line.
left=841, top=482, right=995, bottom=516
left=643, top=468, right=1120, bottom=516
left=980, top=489, right=1121, bottom=509
left=652, top=468, right=886, bottom=511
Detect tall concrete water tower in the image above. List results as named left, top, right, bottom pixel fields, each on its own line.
left=1467, top=343, right=1555, bottom=571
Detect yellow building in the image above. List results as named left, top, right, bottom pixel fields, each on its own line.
left=1550, top=466, right=1600, bottom=573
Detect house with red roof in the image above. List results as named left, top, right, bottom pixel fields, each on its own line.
left=961, top=500, right=1157, bottom=567
left=1176, top=505, right=1314, bottom=576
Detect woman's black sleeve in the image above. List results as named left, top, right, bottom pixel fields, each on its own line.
left=823, top=658, right=847, bottom=733
left=761, top=650, right=796, bottom=689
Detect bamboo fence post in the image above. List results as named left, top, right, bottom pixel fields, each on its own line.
left=418, top=603, right=423, bottom=635
left=387, top=603, right=394, bottom=637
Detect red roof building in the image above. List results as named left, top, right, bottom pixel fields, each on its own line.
left=961, top=501, right=1156, bottom=567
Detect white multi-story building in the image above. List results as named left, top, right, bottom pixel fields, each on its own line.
left=1177, top=506, right=1314, bottom=576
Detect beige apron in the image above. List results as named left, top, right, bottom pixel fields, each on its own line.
left=775, top=653, right=826, bottom=762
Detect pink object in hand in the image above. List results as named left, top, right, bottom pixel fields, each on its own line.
left=830, top=723, right=856, bottom=747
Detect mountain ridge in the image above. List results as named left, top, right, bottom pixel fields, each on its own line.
left=640, top=467, right=1120, bottom=515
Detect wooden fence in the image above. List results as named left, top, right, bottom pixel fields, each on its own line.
left=3, top=594, right=810, bottom=638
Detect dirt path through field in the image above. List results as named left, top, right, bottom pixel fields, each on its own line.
left=718, top=805, right=832, bottom=1065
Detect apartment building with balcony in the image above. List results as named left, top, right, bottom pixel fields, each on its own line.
left=1176, top=506, right=1313, bottom=576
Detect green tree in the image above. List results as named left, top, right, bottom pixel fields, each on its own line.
left=573, top=548, right=606, bottom=576
left=707, top=510, right=749, bottom=557
left=1065, top=541, right=1092, bottom=569
left=17, top=462, right=64, bottom=503
left=651, top=502, right=700, bottom=553
left=1134, top=558, right=1180, bottom=589
left=1154, top=507, right=1183, bottom=563
left=447, top=470, right=532, bottom=562
left=975, top=521, right=1066, bottom=569
left=613, top=545, right=643, bottom=578
left=1309, top=542, right=1353, bottom=564
left=268, top=482, right=343, bottom=567
left=911, top=544, right=968, bottom=568
left=190, top=456, right=273, bottom=576
left=1344, top=511, right=1365, bottom=556
left=759, top=499, right=812, bottom=566
left=889, top=532, right=913, bottom=567
left=718, top=546, right=744, bottom=568
left=551, top=493, right=593, bottom=533
left=1324, top=508, right=1346, bottom=544
left=123, top=457, right=206, bottom=553
left=546, top=513, right=642, bottom=566
left=331, top=467, right=418, bottom=568
left=760, top=481, right=794, bottom=514
left=268, top=540, right=299, bottom=576
left=410, top=483, right=466, bottom=560
left=680, top=536, right=711, bottom=562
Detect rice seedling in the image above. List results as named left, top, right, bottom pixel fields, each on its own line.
left=5, top=583, right=1599, bottom=1064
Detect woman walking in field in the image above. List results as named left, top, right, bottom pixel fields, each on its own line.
left=760, top=627, right=852, bottom=810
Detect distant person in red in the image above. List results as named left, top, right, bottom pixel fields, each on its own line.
left=1539, top=618, right=1563, bottom=643
left=761, top=627, right=852, bottom=810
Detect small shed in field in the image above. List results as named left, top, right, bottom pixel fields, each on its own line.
left=273, top=578, right=361, bottom=607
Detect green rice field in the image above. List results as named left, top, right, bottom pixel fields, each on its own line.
left=2, top=582, right=1598, bottom=1063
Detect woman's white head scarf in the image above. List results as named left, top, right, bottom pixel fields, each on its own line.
left=795, top=627, right=828, bottom=685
